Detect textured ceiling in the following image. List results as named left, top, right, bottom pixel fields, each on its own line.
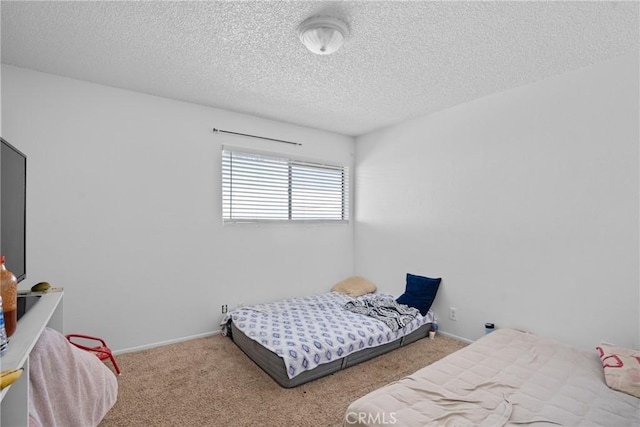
left=1, top=1, right=638, bottom=136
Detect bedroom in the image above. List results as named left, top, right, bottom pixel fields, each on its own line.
left=0, top=0, right=638, bottom=425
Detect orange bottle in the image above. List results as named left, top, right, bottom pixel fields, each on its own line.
left=0, top=256, right=17, bottom=337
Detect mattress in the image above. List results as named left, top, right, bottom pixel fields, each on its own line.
left=228, top=291, right=434, bottom=388
left=344, top=328, right=640, bottom=426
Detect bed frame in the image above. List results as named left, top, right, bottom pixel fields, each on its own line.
left=230, top=320, right=432, bottom=388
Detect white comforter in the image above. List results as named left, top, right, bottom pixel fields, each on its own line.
left=345, top=328, right=640, bottom=426
left=229, top=292, right=433, bottom=379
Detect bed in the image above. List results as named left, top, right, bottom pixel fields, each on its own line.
left=344, top=328, right=640, bottom=426
left=225, top=288, right=435, bottom=388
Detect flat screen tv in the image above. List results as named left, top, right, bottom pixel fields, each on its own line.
left=1, top=137, right=27, bottom=283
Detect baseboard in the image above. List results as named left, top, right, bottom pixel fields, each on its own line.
left=114, top=329, right=471, bottom=355
left=437, top=330, right=474, bottom=344
left=113, top=330, right=221, bottom=355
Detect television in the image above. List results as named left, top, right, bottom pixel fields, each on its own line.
left=1, top=137, right=27, bottom=283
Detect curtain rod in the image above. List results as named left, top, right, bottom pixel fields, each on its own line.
left=212, top=128, right=302, bottom=146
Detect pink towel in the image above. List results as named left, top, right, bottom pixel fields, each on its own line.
left=28, top=328, right=118, bottom=427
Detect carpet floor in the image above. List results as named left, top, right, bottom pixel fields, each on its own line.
left=99, top=333, right=467, bottom=427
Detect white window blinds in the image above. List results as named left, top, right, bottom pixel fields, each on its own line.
left=222, top=148, right=349, bottom=223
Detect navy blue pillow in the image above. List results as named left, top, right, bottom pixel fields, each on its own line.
left=396, top=273, right=441, bottom=316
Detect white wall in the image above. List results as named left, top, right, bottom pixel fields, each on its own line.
left=3, top=52, right=638, bottom=354
left=354, top=53, right=639, bottom=350
left=1, top=65, right=354, bottom=352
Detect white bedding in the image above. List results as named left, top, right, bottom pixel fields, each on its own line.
left=344, top=328, right=639, bottom=426
left=229, top=291, right=433, bottom=379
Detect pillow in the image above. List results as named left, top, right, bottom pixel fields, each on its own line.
left=396, top=273, right=441, bottom=316
left=331, top=276, right=376, bottom=297
left=596, top=344, right=640, bottom=398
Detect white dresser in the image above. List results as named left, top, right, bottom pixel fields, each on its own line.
left=0, top=291, right=63, bottom=427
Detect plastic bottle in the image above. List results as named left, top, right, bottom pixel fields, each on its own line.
left=432, top=316, right=438, bottom=334
left=0, top=256, right=18, bottom=337
left=0, top=296, right=8, bottom=356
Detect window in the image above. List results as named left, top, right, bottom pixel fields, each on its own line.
left=222, top=148, right=349, bottom=223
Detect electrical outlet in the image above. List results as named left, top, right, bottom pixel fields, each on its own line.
left=449, top=307, right=457, bottom=321
left=221, top=304, right=228, bottom=314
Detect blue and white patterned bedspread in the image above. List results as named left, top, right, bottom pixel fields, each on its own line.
left=229, top=292, right=433, bottom=379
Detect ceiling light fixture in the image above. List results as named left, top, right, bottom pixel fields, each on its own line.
left=297, top=16, right=349, bottom=55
